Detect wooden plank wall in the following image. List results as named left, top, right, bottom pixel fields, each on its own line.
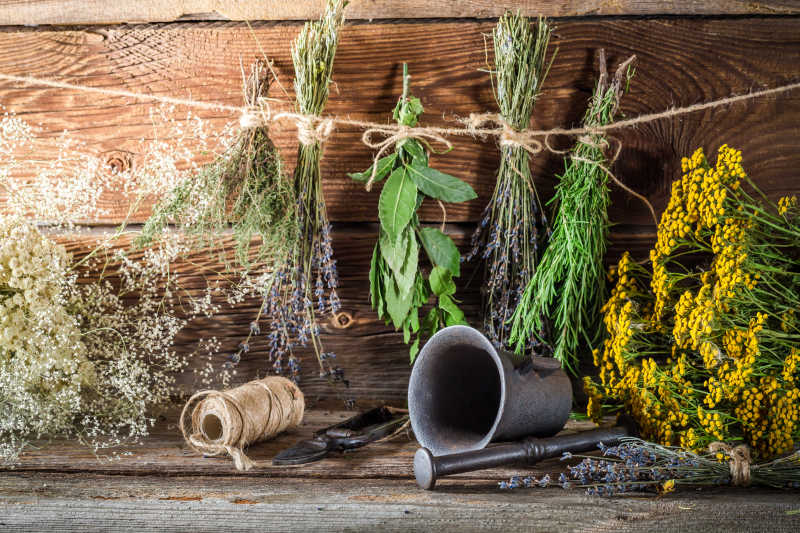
left=0, top=2, right=798, bottom=405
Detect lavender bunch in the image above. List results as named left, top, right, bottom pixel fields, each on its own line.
left=466, top=13, right=554, bottom=352
left=248, top=0, right=347, bottom=384
left=500, top=438, right=800, bottom=494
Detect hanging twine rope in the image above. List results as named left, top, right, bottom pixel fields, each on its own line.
left=179, top=376, right=305, bottom=471
left=2, top=71, right=798, bottom=222
left=709, top=442, right=753, bottom=486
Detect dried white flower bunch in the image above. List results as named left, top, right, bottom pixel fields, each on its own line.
left=0, top=216, right=201, bottom=465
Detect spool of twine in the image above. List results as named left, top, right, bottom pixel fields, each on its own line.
left=180, top=376, right=305, bottom=471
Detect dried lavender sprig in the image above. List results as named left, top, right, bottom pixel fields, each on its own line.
left=501, top=438, right=800, bottom=494
left=466, top=13, right=554, bottom=353
left=272, top=0, right=347, bottom=383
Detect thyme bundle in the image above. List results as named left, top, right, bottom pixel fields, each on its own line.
left=466, top=13, right=554, bottom=352
left=137, top=60, right=296, bottom=271
left=509, top=53, right=635, bottom=372
left=351, top=65, right=476, bottom=361
left=586, top=145, right=800, bottom=459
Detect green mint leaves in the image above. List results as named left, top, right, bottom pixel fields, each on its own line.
left=351, top=65, right=475, bottom=362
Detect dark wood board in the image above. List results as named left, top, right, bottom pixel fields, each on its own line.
left=1, top=1, right=799, bottom=26
left=0, top=18, right=797, bottom=229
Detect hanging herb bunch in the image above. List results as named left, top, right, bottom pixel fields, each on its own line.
left=350, top=64, right=477, bottom=361
left=259, top=0, right=348, bottom=382
left=465, top=13, right=555, bottom=352
left=509, top=52, right=635, bottom=373
left=137, top=59, right=296, bottom=272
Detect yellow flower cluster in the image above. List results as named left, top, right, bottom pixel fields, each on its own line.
left=587, top=145, right=800, bottom=460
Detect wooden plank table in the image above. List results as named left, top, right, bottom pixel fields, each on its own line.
left=3, top=410, right=799, bottom=532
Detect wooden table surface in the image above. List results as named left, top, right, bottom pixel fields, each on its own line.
left=2, top=410, right=799, bottom=532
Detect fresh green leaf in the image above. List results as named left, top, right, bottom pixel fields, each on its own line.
left=379, top=228, right=409, bottom=274
left=401, top=138, right=426, bottom=164
left=378, top=166, right=417, bottom=240
left=385, top=278, right=414, bottom=329
left=406, top=159, right=477, bottom=203
left=393, top=230, right=419, bottom=294
left=409, top=337, right=421, bottom=363
left=348, top=153, right=398, bottom=183
left=422, top=307, right=439, bottom=335
left=419, top=227, right=461, bottom=277
left=369, top=244, right=381, bottom=310
left=439, top=294, right=467, bottom=326
left=393, top=96, right=424, bottom=126
left=429, top=266, right=456, bottom=296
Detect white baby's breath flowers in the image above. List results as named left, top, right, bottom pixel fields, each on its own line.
left=0, top=216, right=215, bottom=465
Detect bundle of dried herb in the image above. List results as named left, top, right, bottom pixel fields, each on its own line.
left=261, top=0, right=347, bottom=382
left=465, top=13, right=554, bottom=352
left=0, top=217, right=196, bottom=465
left=586, top=146, right=800, bottom=459
left=137, top=60, right=296, bottom=271
left=509, top=53, right=635, bottom=372
left=350, top=64, right=476, bottom=361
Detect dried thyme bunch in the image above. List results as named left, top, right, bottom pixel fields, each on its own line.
left=137, top=60, right=296, bottom=271
left=350, top=64, right=476, bottom=361
left=465, top=13, right=554, bottom=352
left=261, top=0, right=347, bottom=382
left=509, top=53, right=635, bottom=372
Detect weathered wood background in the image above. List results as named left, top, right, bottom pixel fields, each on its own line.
left=2, top=6, right=798, bottom=402
left=1, top=3, right=800, bottom=529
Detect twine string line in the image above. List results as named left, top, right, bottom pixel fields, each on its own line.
left=709, top=442, right=753, bottom=486
left=2, top=72, right=798, bottom=219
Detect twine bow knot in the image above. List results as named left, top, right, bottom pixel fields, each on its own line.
left=361, top=124, right=452, bottom=191
left=709, top=442, right=753, bottom=486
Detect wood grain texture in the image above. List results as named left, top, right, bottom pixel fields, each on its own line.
left=0, top=18, right=798, bottom=229
left=1, top=1, right=799, bottom=26
left=6, top=409, right=605, bottom=478
left=2, top=472, right=799, bottom=533
left=54, top=225, right=654, bottom=405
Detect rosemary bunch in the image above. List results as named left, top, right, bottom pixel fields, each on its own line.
left=350, top=64, right=476, bottom=361
left=262, top=0, right=346, bottom=382
left=466, top=13, right=554, bottom=352
left=137, top=60, right=296, bottom=270
left=509, top=53, right=635, bottom=373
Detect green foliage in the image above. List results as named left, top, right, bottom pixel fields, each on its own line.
left=353, top=65, right=475, bottom=362
left=136, top=61, right=297, bottom=272
left=509, top=55, right=635, bottom=373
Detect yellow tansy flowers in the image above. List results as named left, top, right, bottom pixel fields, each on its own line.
left=586, top=145, right=800, bottom=460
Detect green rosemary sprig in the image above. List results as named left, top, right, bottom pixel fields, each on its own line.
left=466, top=13, right=555, bottom=353
left=350, top=64, right=476, bottom=361
left=509, top=52, right=635, bottom=373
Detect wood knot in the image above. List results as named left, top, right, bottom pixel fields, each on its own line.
left=103, top=151, right=133, bottom=174
left=331, top=311, right=353, bottom=329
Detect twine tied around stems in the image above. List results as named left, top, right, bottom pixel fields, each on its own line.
left=2, top=70, right=799, bottom=224
left=361, top=124, right=453, bottom=191
left=709, top=442, right=753, bottom=486
left=180, top=376, right=304, bottom=471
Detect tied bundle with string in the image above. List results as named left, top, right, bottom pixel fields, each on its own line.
left=508, top=51, right=637, bottom=373
left=258, top=0, right=348, bottom=387
left=180, top=376, right=304, bottom=471
left=500, top=438, right=800, bottom=493
left=464, top=13, right=555, bottom=354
